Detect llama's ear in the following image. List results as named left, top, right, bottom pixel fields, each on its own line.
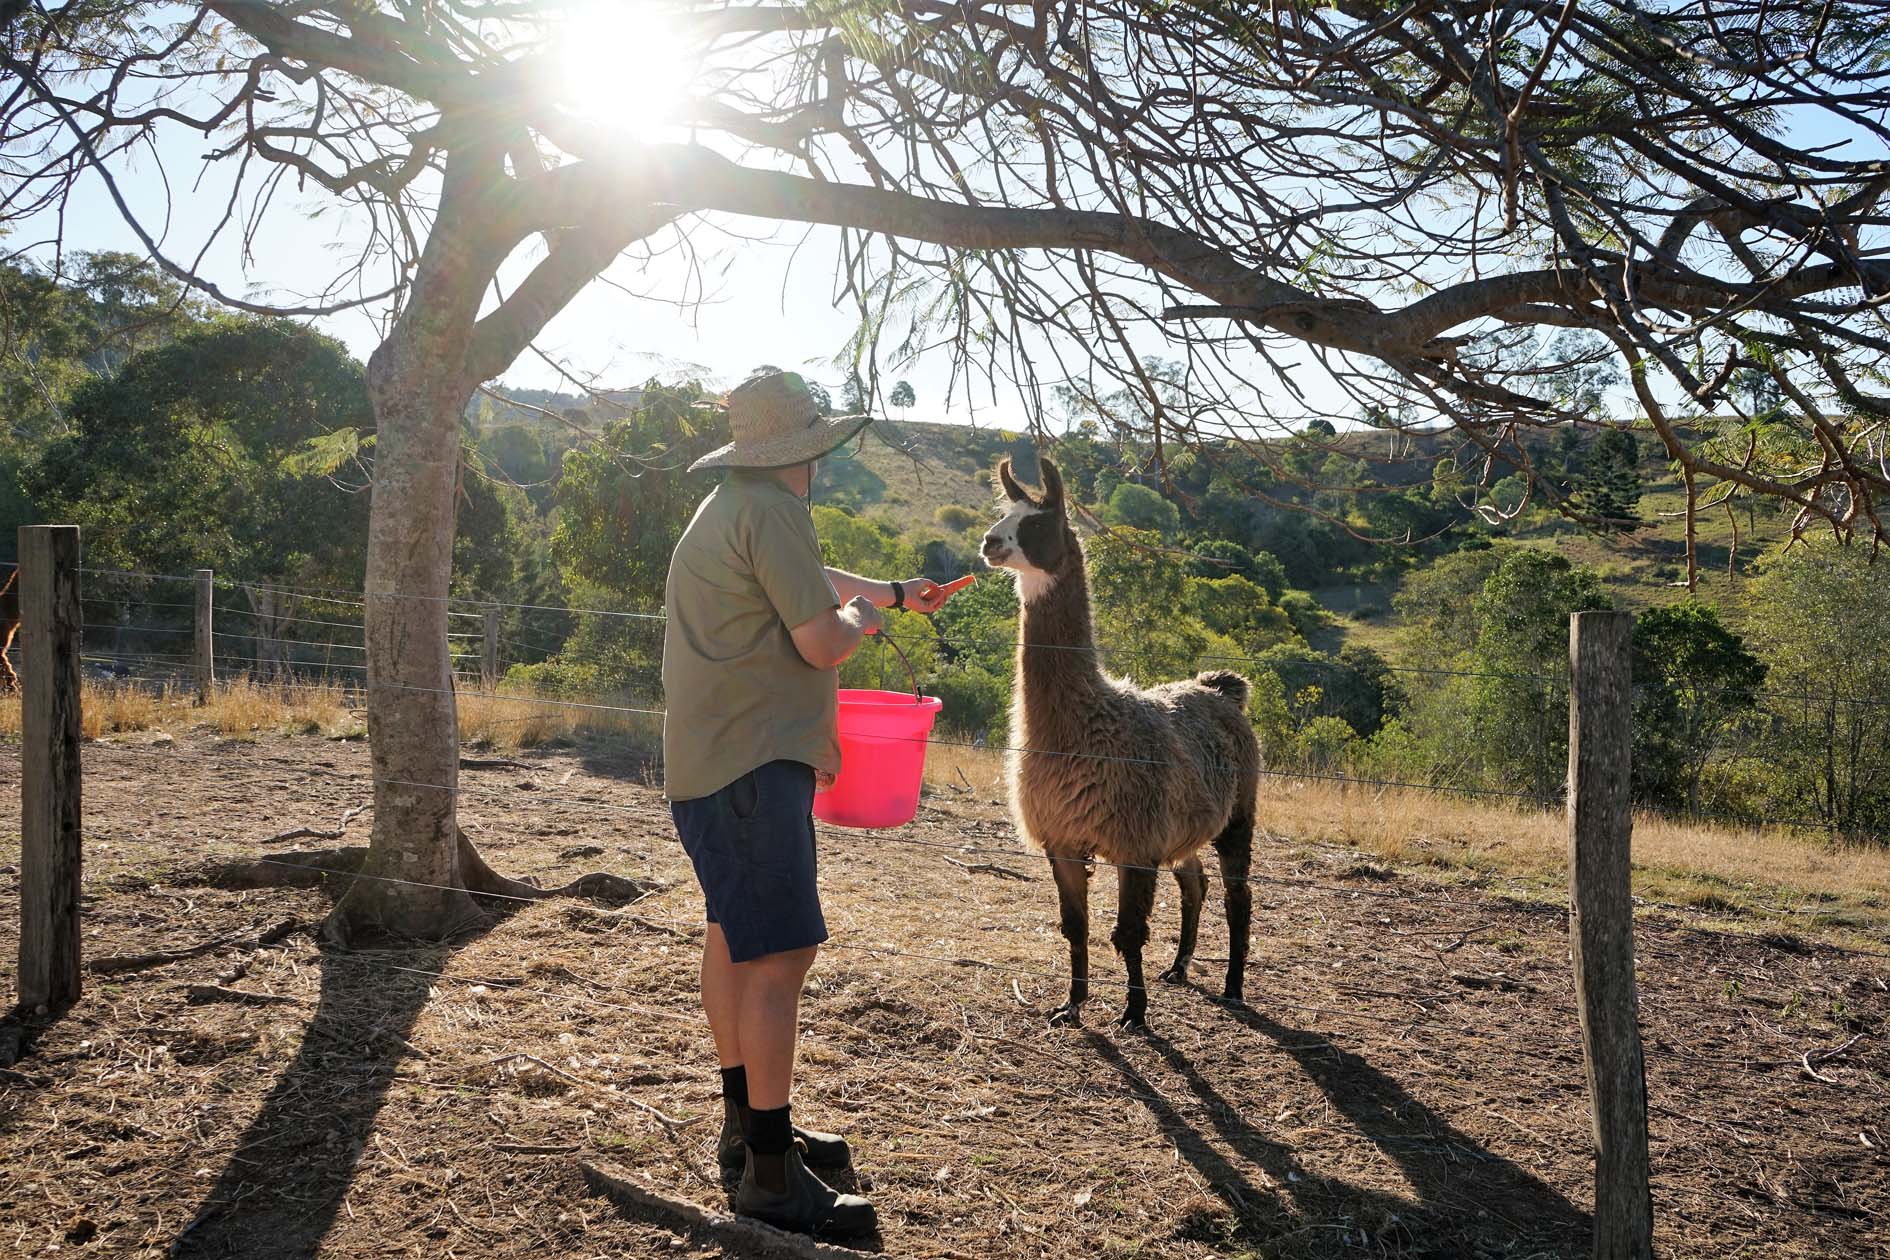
left=998, top=458, right=1028, bottom=502
left=1037, top=457, right=1065, bottom=508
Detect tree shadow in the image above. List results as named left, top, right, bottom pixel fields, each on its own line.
left=1080, top=1030, right=1309, bottom=1245
left=166, top=926, right=493, bottom=1259
left=1116, top=991, right=1592, bottom=1256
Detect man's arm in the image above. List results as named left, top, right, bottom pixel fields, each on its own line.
left=826, top=568, right=949, bottom=614
left=789, top=596, right=882, bottom=670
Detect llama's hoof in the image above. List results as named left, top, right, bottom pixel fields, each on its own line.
left=1047, top=1003, right=1084, bottom=1028
left=1114, top=1010, right=1149, bottom=1031
left=1215, top=987, right=1248, bottom=1009
left=1157, top=961, right=1190, bottom=985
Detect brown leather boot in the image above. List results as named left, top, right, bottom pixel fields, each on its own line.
left=733, top=1143, right=876, bottom=1236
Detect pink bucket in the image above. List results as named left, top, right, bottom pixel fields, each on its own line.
left=813, top=688, right=944, bottom=828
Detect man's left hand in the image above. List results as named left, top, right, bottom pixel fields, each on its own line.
left=901, top=578, right=948, bottom=614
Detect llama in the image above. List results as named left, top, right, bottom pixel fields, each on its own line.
left=981, top=457, right=1260, bottom=1028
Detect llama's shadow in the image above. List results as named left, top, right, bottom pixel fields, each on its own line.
left=1102, top=991, right=1592, bottom=1256
left=166, top=930, right=488, bottom=1259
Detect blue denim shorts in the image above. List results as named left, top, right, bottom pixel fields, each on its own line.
left=671, top=760, right=829, bottom=964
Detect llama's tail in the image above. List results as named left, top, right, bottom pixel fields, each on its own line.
left=1194, top=669, right=1251, bottom=710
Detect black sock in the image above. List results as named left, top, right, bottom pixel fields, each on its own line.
left=719, top=1065, right=749, bottom=1110
left=748, top=1104, right=793, bottom=1156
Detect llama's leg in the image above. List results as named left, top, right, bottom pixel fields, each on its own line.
left=1111, top=864, right=1158, bottom=1029
left=1047, top=854, right=1090, bottom=1026
left=0, top=622, right=16, bottom=692
left=1213, top=815, right=1255, bottom=1006
left=1158, top=857, right=1207, bottom=985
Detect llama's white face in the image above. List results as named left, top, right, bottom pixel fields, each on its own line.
left=980, top=457, right=1070, bottom=603
left=981, top=497, right=1058, bottom=599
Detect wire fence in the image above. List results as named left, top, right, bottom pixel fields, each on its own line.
left=26, top=562, right=1890, bottom=845
left=0, top=735, right=1868, bottom=1088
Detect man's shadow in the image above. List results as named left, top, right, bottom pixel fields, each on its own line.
left=167, top=928, right=487, bottom=1259
left=1088, top=995, right=1593, bottom=1257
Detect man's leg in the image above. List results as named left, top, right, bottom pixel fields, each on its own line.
left=701, top=923, right=746, bottom=1068
left=735, top=944, right=817, bottom=1108
left=734, top=944, right=818, bottom=1193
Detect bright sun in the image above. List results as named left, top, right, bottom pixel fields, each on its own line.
left=552, top=2, right=696, bottom=138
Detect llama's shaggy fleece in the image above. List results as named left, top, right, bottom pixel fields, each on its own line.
left=981, top=456, right=1261, bottom=1028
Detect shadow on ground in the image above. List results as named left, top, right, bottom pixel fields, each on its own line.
left=1086, top=997, right=1592, bottom=1258
left=166, top=931, right=483, bottom=1259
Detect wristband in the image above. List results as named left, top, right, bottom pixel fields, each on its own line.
left=890, top=580, right=906, bottom=610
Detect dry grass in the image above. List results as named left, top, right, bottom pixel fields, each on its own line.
left=921, top=741, right=1890, bottom=946
left=455, top=687, right=660, bottom=753
left=12, top=678, right=1887, bottom=942
left=0, top=676, right=349, bottom=741
left=8, top=731, right=1885, bottom=1260
left=0, top=674, right=661, bottom=753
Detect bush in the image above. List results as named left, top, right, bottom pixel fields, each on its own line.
left=935, top=504, right=980, bottom=532
left=928, top=664, right=1010, bottom=741
left=1102, top=481, right=1182, bottom=535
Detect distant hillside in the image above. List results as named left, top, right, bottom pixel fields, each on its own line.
left=831, top=417, right=1791, bottom=653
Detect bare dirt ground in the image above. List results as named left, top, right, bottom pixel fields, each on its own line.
left=1, top=731, right=1885, bottom=1259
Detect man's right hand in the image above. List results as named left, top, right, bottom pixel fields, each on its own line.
left=844, top=595, right=883, bottom=636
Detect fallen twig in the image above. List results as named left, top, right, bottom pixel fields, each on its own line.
left=88, top=918, right=301, bottom=976
left=459, top=756, right=542, bottom=772
left=183, top=984, right=302, bottom=1006
left=581, top=1161, right=877, bottom=1258
left=1449, top=971, right=1533, bottom=993
left=944, top=856, right=1033, bottom=882
left=261, top=805, right=368, bottom=846
left=492, top=1054, right=700, bottom=1136
left=1801, top=1032, right=1868, bottom=1082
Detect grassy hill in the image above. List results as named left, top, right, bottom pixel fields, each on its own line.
left=830, top=418, right=1788, bottom=650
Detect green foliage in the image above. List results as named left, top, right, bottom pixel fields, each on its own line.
left=888, top=380, right=916, bottom=412
left=934, top=504, right=980, bottom=532
left=1395, top=546, right=1611, bottom=799
left=1573, top=427, right=1643, bottom=531
left=1276, top=590, right=1330, bottom=641
left=1186, top=574, right=1295, bottom=654
left=1185, top=538, right=1286, bottom=600
left=1101, top=482, right=1181, bottom=535
left=811, top=506, right=922, bottom=577
left=27, top=318, right=372, bottom=585
left=811, top=453, right=886, bottom=510
left=1746, top=542, right=1890, bottom=839
left=550, top=382, right=727, bottom=609
left=1631, top=601, right=1766, bottom=811
left=1247, top=642, right=1396, bottom=739
left=1087, top=528, right=1205, bottom=684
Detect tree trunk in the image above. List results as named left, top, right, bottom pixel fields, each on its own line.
left=244, top=585, right=292, bottom=680
left=323, top=151, right=498, bottom=944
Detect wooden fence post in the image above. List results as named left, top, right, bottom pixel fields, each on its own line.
left=194, top=569, right=214, bottom=704
left=482, top=604, right=500, bottom=690
left=1567, top=610, right=1652, bottom=1260
left=18, top=525, right=83, bottom=1013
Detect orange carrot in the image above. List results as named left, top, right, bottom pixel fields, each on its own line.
left=938, top=574, right=978, bottom=597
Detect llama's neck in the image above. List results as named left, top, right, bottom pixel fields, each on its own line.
left=1015, top=558, right=1108, bottom=731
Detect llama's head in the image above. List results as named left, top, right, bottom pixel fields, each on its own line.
left=981, top=457, right=1075, bottom=602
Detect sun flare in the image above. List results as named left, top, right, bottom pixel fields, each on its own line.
left=552, top=3, right=696, bottom=137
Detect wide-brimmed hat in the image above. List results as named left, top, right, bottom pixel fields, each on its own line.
left=688, top=369, right=873, bottom=472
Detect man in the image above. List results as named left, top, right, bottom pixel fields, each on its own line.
left=662, top=368, right=946, bottom=1236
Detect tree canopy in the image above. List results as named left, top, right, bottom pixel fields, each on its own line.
left=4, top=1, right=1886, bottom=556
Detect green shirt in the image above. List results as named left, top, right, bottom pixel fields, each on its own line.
left=661, top=473, right=841, bottom=800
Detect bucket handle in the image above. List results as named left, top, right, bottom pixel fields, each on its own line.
left=878, top=630, right=924, bottom=703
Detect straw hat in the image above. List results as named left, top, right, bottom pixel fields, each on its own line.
left=689, top=369, right=873, bottom=472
